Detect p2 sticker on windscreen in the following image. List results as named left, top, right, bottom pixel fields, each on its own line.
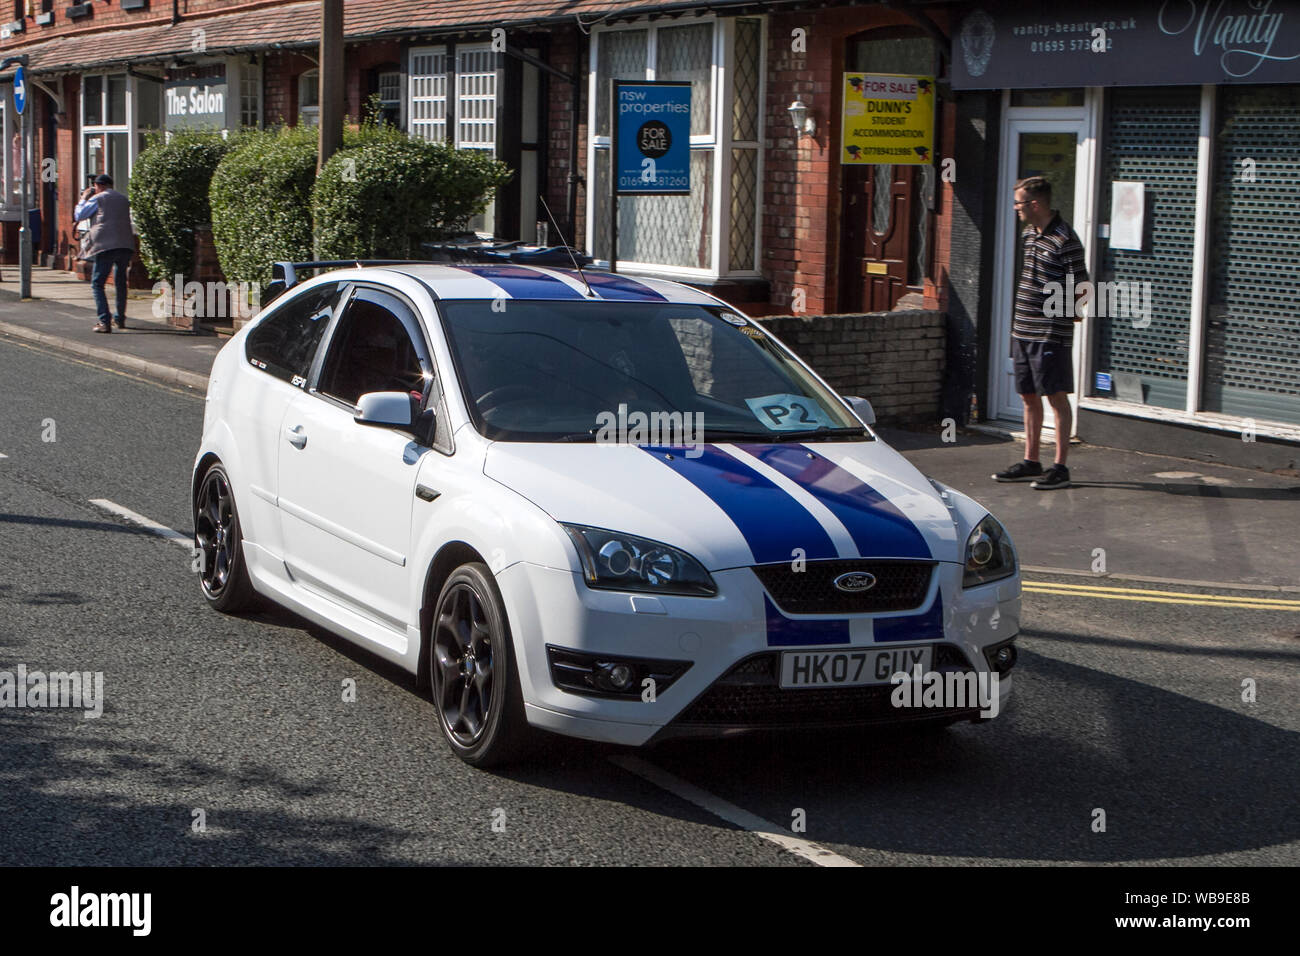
left=745, top=394, right=834, bottom=431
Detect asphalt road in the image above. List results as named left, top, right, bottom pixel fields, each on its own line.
left=1, top=335, right=1296, bottom=866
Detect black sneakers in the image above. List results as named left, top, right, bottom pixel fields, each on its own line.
left=992, top=459, right=1043, bottom=482
left=1031, top=464, right=1071, bottom=490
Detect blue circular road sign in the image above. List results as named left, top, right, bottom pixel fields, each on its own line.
left=13, top=65, right=26, bottom=114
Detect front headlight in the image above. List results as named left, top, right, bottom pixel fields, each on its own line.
left=561, top=524, right=717, bottom=596
left=963, top=515, right=1017, bottom=588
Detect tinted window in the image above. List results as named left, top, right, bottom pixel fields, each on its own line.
left=318, top=290, right=429, bottom=407
left=245, top=282, right=340, bottom=385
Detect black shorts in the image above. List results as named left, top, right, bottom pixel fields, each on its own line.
left=1013, top=338, right=1074, bottom=396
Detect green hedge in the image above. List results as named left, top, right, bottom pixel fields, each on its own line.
left=129, top=130, right=234, bottom=280
left=209, top=125, right=319, bottom=286
left=208, top=121, right=513, bottom=286
left=312, top=128, right=513, bottom=260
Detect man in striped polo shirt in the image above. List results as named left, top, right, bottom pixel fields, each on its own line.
left=993, top=176, right=1088, bottom=490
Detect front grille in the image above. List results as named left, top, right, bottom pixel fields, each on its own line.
left=753, top=559, right=935, bottom=614
left=673, top=648, right=976, bottom=727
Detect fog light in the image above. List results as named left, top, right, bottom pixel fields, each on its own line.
left=607, top=663, right=635, bottom=689
left=982, top=638, right=1018, bottom=674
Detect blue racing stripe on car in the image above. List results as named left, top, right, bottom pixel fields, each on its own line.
left=764, top=595, right=850, bottom=647
left=872, top=594, right=944, bottom=643
left=739, top=445, right=932, bottom=560
left=641, top=444, right=836, bottom=565
left=451, top=265, right=587, bottom=300
left=557, top=270, right=669, bottom=301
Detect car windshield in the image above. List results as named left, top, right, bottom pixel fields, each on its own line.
left=438, top=300, right=868, bottom=443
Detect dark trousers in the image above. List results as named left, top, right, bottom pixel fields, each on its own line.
left=91, top=248, right=134, bottom=327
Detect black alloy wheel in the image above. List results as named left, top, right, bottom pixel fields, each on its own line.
left=194, top=464, right=256, bottom=612
left=430, top=563, right=529, bottom=767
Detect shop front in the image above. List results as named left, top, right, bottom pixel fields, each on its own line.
left=954, top=0, right=1300, bottom=461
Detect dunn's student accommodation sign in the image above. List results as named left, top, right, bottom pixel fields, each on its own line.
left=954, top=1, right=1300, bottom=88
left=841, top=73, right=936, bottom=165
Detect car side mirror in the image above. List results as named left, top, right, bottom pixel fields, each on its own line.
left=845, top=396, right=876, bottom=426
left=355, top=391, right=415, bottom=429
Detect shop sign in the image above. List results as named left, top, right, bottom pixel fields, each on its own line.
left=165, top=73, right=228, bottom=130
left=955, top=1, right=1300, bottom=89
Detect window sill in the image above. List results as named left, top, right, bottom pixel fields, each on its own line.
left=1079, top=397, right=1300, bottom=443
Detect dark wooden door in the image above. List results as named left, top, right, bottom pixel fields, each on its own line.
left=839, top=163, right=915, bottom=313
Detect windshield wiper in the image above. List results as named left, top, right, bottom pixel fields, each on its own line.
left=769, top=426, right=873, bottom=442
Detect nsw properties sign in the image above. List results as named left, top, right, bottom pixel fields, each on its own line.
left=841, top=73, right=935, bottom=165
left=613, top=81, right=691, bottom=195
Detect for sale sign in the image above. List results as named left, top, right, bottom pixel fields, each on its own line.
left=614, top=81, right=691, bottom=195
left=841, top=73, right=935, bottom=165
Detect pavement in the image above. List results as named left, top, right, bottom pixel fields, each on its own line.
left=2, top=263, right=1298, bottom=591
left=0, top=265, right=217, bottom=391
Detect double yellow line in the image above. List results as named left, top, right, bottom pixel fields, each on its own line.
left=1022, top=579, right=1300, bottom=612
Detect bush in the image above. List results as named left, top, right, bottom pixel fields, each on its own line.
left=209, top=125, right=319, bottom=286
left=312, top=127, right=513, bottom=260
left=129, top=129, right=234, bottom=280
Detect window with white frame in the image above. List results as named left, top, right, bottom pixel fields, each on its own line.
left=407, top=44, right=497, bottom=152
left=298, top=69, right=319, bottom=126
left=407, top=44, right=498, bottom=234
left=241, top=59, right=262, bottom=129
left=82, top=72, right=163, bottom=192
left=588, top=16, right=764, bottom=276
left=408, top=48, right=448, bottom=142
left=375, top=68, right=401, bottom=126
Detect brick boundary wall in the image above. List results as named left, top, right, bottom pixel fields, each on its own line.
left=756, top=310, right=946, bottom=427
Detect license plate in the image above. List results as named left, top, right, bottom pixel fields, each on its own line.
left=779, top=645, right=932, bottom=689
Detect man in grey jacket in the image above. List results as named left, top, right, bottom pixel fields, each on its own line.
left=73, top=174, right=135, bottom=333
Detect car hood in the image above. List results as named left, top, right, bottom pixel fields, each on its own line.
left=483, top=440, right=961, bottom=571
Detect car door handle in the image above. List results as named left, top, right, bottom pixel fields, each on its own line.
left=285, top=424, right=308, bottom=449
left=415, top=484, right=441, bottom=502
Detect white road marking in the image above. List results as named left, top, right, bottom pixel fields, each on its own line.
left=0, top=452, right=8, bottom=458
left=89, top=498, right=191, bottom=549
left=609, top=755, right=862, bottom=867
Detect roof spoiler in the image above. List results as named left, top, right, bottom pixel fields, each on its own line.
left=264, top=246, right=596, bottom=305
left=265, top=260, right=422, bottom=305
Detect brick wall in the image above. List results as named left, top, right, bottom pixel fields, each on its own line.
left=1, top=0, right=294, bottom=43
left=762, top=6, right=955, bottom=318
left=546, top=30, right=585, bottom=246
left=756, top=310, right=946, bottom=426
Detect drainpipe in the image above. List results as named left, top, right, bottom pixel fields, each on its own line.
left=172, top=0, right=180, bottom=27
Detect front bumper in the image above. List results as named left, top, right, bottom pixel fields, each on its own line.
left=497, top=560, right=1020, bottom=747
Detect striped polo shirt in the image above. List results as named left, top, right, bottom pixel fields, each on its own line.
left=1014, top=213, right=1089, bottom=345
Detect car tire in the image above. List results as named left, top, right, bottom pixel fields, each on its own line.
left=194, top=463, right=257, bottom=613
left=429, top=562, right=531, bottom=768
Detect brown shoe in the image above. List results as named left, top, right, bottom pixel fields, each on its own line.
left=92, top=324, right=111, bottom=333
left=114, top=317, right=126, bottom=329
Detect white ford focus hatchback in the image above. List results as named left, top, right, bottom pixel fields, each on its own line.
left=193, top=259, right=1020, bottom=766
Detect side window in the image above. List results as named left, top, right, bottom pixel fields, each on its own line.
left=317, top=289, right=431, bottom=407
left=245, top=283, right=340, bottom=385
